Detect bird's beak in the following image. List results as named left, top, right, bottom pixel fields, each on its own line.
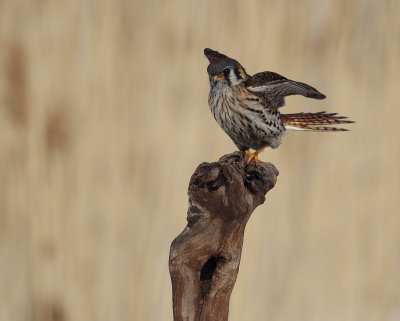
left=212, top=74, right=223, bottom=81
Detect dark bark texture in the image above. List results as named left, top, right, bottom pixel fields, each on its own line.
left=169, top=151, right=279, bottom=321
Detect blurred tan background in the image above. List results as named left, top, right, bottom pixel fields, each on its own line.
left=1, top=0, right=399, bottom=320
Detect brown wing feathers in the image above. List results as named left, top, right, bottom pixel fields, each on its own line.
left=246, top=72, right=326, bottom=101
left=246, top=71, right=287, bottom=83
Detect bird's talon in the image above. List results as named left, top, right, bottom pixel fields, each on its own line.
left=245, top=151, right=260, bottom=164
left=244, top=150, right=252, bottom=160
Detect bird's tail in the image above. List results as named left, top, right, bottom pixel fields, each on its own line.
left=281, top=112, right=354, bottom=131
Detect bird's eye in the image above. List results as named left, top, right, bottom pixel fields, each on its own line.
left=223, top=68, right=230, bottom=77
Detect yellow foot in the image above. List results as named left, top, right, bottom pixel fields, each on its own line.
left=244, top=150, right=260, bottom=164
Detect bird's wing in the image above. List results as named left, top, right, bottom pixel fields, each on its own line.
left=245, top=71, right=326, bottom=108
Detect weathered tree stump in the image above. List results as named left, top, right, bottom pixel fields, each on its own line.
left=169, top=151, right=278, bottom=321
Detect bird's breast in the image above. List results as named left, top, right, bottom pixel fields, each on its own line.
left=208, top=84, right=285, bottom=149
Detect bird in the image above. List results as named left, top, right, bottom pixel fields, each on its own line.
left=204, top=48, right=354, bottom=163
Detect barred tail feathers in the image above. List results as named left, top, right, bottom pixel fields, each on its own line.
left=281, top=112, right=354, bottom=132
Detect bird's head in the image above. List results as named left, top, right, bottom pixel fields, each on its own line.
left=204, top=48, right=248, bottom=86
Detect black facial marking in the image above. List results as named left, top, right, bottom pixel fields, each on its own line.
left=234, top=68, right=242, bottom=80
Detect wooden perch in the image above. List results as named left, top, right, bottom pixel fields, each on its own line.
left=169, top=151, right=278, bottom=321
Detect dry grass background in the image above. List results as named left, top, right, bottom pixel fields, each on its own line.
left=0, top=0, right=399, bottom=320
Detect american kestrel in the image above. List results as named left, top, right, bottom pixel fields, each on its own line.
left=204, top=48, right=353, bottom=163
